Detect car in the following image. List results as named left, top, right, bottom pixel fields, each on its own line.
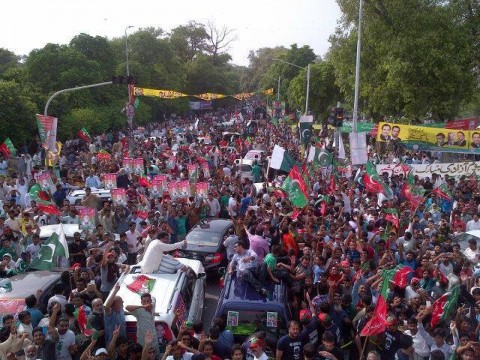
left=213, top=273, right=292, bottom=355
left=0, top=271, right=64, bottom=323
left=107, top=258, right=205, bottom=347
left=453, top=230, right=480, bottom=251
left=175, top=219, right=233, bottom=273
left=39, top=224, right=120, bottom=243
left=67, top=188, right=111, bottom=208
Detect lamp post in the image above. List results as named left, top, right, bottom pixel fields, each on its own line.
left=125, top=25, right=134, bottom=76
left=273, top=58, right=311, bottom=115
left=352, top=0, right=363, bottom=133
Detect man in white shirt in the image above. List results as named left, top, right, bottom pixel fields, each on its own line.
left=206, top=193, right=220, bottom=217
left=466, top=214, right=480, bottom=232
left=404, top=318, right=431, bottom=359
left=464, top=239, right=480, bottom=265
left=141, top=231, right=187, bottom=273
left=48, top=307, right=76, bottom=360
left=125, top=222, right=142, bottom=265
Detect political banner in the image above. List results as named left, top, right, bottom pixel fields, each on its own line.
left=151, top=178, right=164, bottom=199
left=35, top=114, right=58, bottom=152
left=36, top=172, right=55, bottom=193
left=167, top=182, right=179, bottom=199
left=188, top=164, right=198, bottom=182
left=376, top=122, right=480, bottom=153
left=202, top=162, right=210, bottom=179
left=104, top=174, right=117, bottom=190
left=377, top=161, right=480, bottom=179
left=79, top=208, right=95, bottom=231
left=195, top=182, right=209, bottom=198
left=177, top=180, right=191, bottom=198
left=111, top=188, right=127, bottom=206
left=123, top=158, right=133, bottom=174
left=133, top=158, right=144, bottom=175
left=350, top=132, right=368, bottom=165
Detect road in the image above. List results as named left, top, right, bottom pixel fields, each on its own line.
left=202, top=276, right=222, bottom=329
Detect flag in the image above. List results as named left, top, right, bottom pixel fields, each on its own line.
left=337, top=134, right=345, bottom=159
left=28, top=184, right=60, bottom=215
left=36, top=114, right=58, bottom=151
left=432, top=183, right=453, bottom=201
left=431, top=285, right=460, bottom=328
left=29, top=230, right=69, bottom=271
left=127, top=275, right=156, bottom=295
left=0, top=138, right=17, bottom=158
left=384, top=208, right=400, bottom=228
left=307, top=147, right=333, bottom=167
left=360, top=295, right=387, bottom=336
left=281, top=165, right=309, bottom=208
left=392, top=266, right=413, bottom=288
left=362, top=162, right=392, bottom=197
left=270, top=145, right=295, bottom=172
left=0, top=279, right=12, bottom=294
left=77, top=128, right=91, bottom=143
left=299, top=115, right=313, bottom=146
left=402, top=170, right=425, bottom=211
left=75, top=306, right=95, bottom=336
left=138, top=175, right=151, bottom=188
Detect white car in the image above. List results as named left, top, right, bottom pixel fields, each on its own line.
left=108, top=258, right=205, bottom=344
left=39, top=224, right=120, bottom=242
left=67, top=188, right=111, bottom=206
left=453, top=230, right=480, bottom=251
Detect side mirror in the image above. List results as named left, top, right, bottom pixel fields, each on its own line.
left=197, top=272, right=206, bottom=279
left=218, top=267, right=226, bottom=276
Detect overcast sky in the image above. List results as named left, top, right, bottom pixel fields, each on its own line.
left=2, top=0, right=342, bottom=66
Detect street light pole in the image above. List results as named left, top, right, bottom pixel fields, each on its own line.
left=272, top=58, right=311, bottom=115
left=277, top=76, right=281, bottom=101
left=352, top=0, right=363, bottom=133
left=125, top=26, right=134, bottom=76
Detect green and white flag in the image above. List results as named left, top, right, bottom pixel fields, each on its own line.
left=270, top=145, right=294, bottom=172
left=0, top=279, right=12, bottom=293
left=307, top=147, right=333, bottom=167
left=29, top=228, right=69, bottom=271
left=299, top=115, right=313, bottom=146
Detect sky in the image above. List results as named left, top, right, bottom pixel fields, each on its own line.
left=1, top=0, right=342, bottom=66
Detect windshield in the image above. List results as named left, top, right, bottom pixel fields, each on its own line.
left=186, top=231, right=221, bottom=247
left=454, top=233, right=480, bottom=251
left=223, top=309, right=287, bottom=338
left=241, top=165, right=252, bottom=172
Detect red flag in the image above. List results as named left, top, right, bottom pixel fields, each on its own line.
left=431, top=285, right=459, bottom=328
left=38, top=202, right=61, bottom=215
left=360, top=295, right=387, bottom=336
left=75, top=306, right=95, bottom=336
left=138, top=175, right=151, bottom=188
left=127, top=275, right=156, bottom=294
left=392, top=266, right=413, bottom=288
left=0, top=143, right=10, bottom=158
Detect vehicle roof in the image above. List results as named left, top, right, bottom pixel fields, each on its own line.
left=220, top=276, right=288, bottom=310
left=40, top=224, right=81, bottom=239
left=0, top=271, right=61, bottom=299
left=189, top=219, right=233, bottom=233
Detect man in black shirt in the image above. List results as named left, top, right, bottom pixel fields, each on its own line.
left=276, top=320, right=303, bottom=360
left=316, top=332, right=344, bottom=360
left=32, top=327, right=56, bottom=360
left=379, top=315, right=403, bottom=360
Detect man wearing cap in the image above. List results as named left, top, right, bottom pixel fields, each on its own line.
left=249, top=337, right=268, bottom=360
left=379, top=315, right=403, bottom=360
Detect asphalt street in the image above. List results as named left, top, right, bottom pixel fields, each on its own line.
left=201, top=275, right=222, bottom=329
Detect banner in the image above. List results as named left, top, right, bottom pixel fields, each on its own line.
left=202, top=162, right=210, bottom=179
left=188, top=164, right=198, bottom=182
left=177, top=180, right=191, bottom=198
left=151, top=178, right=164, bottom=199
left=167, top=182, right=179, bottom=200
left=133, top=158, right=144, bottom=175
left=377, top=161, right=480, bottom=179
left=195, top=182, right=208, bottom=198
left=376, top=122, right=480, bottom=153
left=328, top=121, right=376, bottom=133
left=104, top=173, right=117, bottom=190
left=133, top=88, right=188, bottom=99
left=79, top=208, right=95, bottom=231
left=36, top=172, right=55, bottom=193
left=350, top=132, right=368, bottom=165
left=189, top=101, right=213, bottom=110
left=111, top=188, right=127, bottom=206
left=36, top=114, right=58, bottom=151
left=123, top=158, right=133, bottom=174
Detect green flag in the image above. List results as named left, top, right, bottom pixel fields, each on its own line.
left=308, top=147, right=333, bottom=167
left=299, top=115, right=313, bottom=146
left=270, top=145, right=295, bottom=172
left=29, top=231, right=69, bottom=271
left=281, top=165, right=309, bottom=208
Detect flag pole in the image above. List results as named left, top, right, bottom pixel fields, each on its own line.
left=359, top=335, right=369, bottom=360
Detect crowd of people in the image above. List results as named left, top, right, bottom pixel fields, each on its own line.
left=0, top=102, right=479, bottom=360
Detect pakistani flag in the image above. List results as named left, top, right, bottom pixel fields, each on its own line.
left=0, top=138, right=17, bottom=158
left=29, top=230, right=69, bottom=271
left=270, top=145, right=294, bottom=172
left=307, top=147, right=333, bottom=167
left=299, top=115, right=313, bottom=146
left=362, top=162, right=392, bottom=197
left=281, top=165, right=309, bottom=208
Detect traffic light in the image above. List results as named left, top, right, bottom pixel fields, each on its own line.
left=334, top=107, right=344, bottom=127
left=112, top=76, right=136, bottom=85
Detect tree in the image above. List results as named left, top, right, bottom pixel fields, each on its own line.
left=243, top=46, right=287, bottom=92
left=169, top=21, right=210, bottom=63
left=70, top=33, right=116, bottom=77
left=205, top=21, right=238, bottom=61
left=0, top=49, right=20, bottom=78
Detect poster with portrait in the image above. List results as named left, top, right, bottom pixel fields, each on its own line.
left=167, top=182, right=179, bottom=200
left=111, top=188, right=127, bottom=206
left=133, top=158, right=144, bottom=175
left=188, top=164, right=198, bottom=182
left=36, top=172, right=56, bottom=193
left=177, top=180, right=191, bottom=198
left=227, top=311, right=239, bottom=327
left=123, top=158, right=133, bottom=174
left=79, top=207, right=96, bottom=231
left=166, top=156, right=176, bottom=170
left=202, top=162, right=210, bottom=179
left=267, top=312, right=278, bottom=328
left=151, top=178, right=164, bottom=199
left=376, top=122, right=476, bottom=154
left=195, top=182, right=209, bottom=198
left=104, top=173, right=117, bottom=190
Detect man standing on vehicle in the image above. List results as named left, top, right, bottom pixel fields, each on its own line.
left=276, top=320, right=303, bottom=360
left=227, top=240, right=257, bottom=278
left=141, top=231, right=187, bottom=273
left=126, top=293, right=159, bottom=358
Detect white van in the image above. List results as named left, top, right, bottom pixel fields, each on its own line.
left=109, top=258, right=205, bottom=347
